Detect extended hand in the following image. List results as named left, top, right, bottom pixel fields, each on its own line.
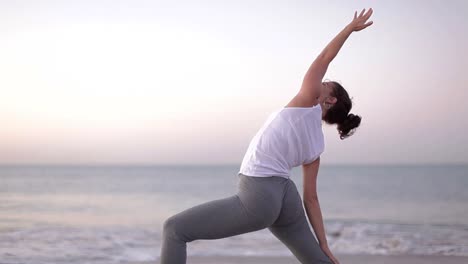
left=348, top=8, right=373, bottom=32
left=320, top=244, right=340, bottom=264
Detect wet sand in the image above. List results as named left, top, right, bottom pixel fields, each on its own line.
left=144, top=254, right=468, bottom=264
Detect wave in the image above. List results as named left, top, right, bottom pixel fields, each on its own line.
left=1, top=220, right=467, bottom=263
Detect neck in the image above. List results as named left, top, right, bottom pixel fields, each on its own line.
left=321, top=103, right=328, bottom=119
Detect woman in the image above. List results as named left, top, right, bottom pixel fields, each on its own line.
left=160, top=8, right=373, bottom=264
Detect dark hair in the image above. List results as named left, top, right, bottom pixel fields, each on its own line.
left=323, top=81, right=362, bottom=140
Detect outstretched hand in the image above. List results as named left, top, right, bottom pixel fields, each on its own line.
left=348, top=8, right=373, bottom=32
left=321, top=244, right=340, bottom=264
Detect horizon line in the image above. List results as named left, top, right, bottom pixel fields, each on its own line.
left=0, top=162, right=467, bottom=167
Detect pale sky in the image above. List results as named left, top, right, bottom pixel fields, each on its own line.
left=1, top=0, right=467, bottom=165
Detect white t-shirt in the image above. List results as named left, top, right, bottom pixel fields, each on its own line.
left=238, top=104, right=325, bottom=179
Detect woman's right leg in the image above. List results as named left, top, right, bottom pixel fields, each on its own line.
left=268, top=179, right=333, bottom=264
left=159, top=174, right=285, bottom=264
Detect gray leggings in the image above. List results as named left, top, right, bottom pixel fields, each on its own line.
left=160, top=173, right=332, bottom=264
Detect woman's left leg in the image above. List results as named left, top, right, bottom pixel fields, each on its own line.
left=160, top=174, right=284, bottom=264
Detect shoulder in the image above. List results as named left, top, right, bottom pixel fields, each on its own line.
left=285, top=92, right=320, bottom=108
left=281, top=102, right=322, bottom=115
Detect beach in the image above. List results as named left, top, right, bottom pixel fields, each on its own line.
left=1, top=165, right=467, bottom=263
left=142, top=254, right=468, bottom=264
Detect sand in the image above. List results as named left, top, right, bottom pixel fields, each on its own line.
left=136, top=254, right=468, bottom=264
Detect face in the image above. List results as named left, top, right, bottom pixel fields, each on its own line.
left=318, top=81, right=337, bottom=110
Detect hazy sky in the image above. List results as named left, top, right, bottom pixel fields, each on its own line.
left=1, top=0, right=467, bottom=165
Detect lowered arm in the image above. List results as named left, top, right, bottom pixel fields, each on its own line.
left=302, top=157, right=328, bottom=246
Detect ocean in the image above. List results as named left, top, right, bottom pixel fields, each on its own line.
left=1, top=164, right=467, bottom=263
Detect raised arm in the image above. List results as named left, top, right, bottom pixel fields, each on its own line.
left=296, top=8, right=374, bottom=105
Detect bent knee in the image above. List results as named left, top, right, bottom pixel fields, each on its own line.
left=163, top=215, right=180, bottom=238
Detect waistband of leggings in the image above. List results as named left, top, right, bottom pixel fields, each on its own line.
left=238, top=173, right=290, bottom=181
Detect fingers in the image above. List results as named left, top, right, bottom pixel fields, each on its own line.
left=352, top=7, right=374, bottom=30
left=364, top=21, right=373, bottom=27
left=330, top=255, right=339, bottom=264
left=333, top=256, right=340, bottom=264
left=364, top=8, right=373, bottom=19
left=357, top=8, right=373, bottom=18
left=359, top=8, right=365, bottom=17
